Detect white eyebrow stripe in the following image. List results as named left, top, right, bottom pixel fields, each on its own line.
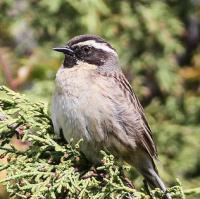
left=72, top=40, right=117, bottom=56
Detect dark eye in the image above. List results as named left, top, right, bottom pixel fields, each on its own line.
left=73, top=46, right=79, bottom=52
left=82, top=46, right=91, bottom=54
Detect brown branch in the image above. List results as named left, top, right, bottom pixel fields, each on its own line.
left=0, top=49, right=17, bottom=90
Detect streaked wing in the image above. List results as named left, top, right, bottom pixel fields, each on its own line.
left=116, top=72, right=157, bottom=158
left=100, top=71, right=157, bottom=159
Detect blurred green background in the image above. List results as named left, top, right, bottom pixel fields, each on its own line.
left=0, top=0, right=200, bottom=198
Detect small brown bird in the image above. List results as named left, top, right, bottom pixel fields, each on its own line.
left=51, top=35, right=171, bottom=199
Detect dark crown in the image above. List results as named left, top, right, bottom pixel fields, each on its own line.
left=67, top=34, right=116, bottom=51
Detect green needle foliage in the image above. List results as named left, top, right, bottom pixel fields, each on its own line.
left=0, top=0, right=200, bottom=198
left=0, top=86, right=191, bottom=199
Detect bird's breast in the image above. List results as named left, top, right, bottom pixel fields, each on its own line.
left=53, top=65, right=109, bottom=145
left=55, top=66, right=90, bottom=98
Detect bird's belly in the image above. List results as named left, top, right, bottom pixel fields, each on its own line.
left=57, top=93, right=91, bottom=142
left=54, top=86, right=107, bottom=163
left=53, top=67, right=124, bottom=163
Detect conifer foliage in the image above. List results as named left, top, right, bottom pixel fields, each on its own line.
left=0, top=86, right=189, bottom=199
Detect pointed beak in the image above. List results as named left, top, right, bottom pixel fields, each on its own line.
left=53, top=46, right=74, bottom=55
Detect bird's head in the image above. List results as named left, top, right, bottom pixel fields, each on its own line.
left=53, top=35, right=120, bottom=71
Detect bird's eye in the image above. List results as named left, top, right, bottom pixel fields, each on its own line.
left=73, top=46, right=79, bottom=52
left=82, top=46, right=91, bottom=54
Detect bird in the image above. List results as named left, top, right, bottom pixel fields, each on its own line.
left=51, top=34, right=171, bottom=199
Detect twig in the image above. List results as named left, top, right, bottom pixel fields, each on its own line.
left=0, top=50, right=16, bottom=90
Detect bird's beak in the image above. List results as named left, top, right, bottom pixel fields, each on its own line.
left=53, top=46, right=74, bottom=56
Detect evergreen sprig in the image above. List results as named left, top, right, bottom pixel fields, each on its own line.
left=0, top=86, right=195, bottom=199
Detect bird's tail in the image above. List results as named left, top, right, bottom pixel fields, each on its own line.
left=130, top=152, right=172, bottom=199
left=141, top=166, right=172, bottom=199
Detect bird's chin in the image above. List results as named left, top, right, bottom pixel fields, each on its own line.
left=63, top=55, right=77, bottom=68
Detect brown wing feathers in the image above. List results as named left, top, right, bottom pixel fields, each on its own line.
left=119, top=73, right=157, bottom=158
left=100, top=71, right=157, bottom=159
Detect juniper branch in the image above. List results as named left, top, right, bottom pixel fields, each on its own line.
left=0, top=86, right=195, bottom=199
